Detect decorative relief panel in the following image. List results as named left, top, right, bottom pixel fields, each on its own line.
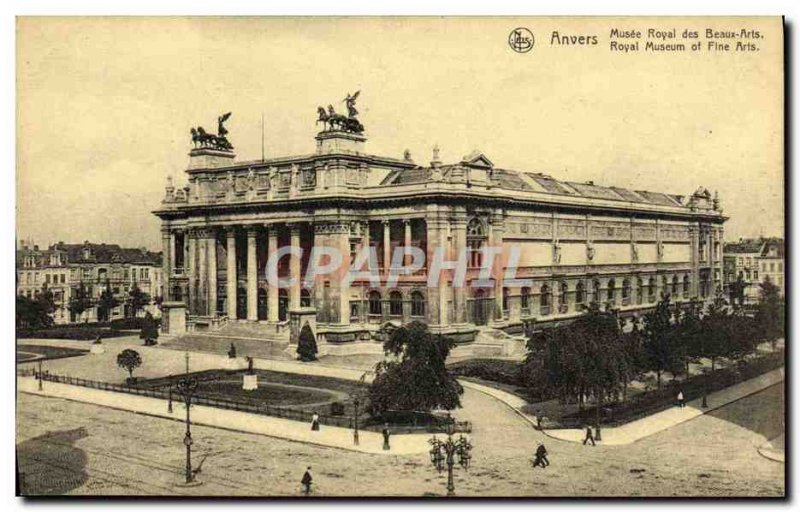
left=314, top=223, right=351, bottom=235
left=301, top=167, right=317, bottom=188
left=633, top=226, right=657, bottom=240
left=557, top=221, right=587, bottom=239
left=661, top=227, right=690, bottom=241
left=591, top=223, right=631, bottom=240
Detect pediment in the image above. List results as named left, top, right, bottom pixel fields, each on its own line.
left=461, top=150, right=494, bottom=169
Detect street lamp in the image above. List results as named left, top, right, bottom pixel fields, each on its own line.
left=428, top=427, right=473, bottom=496
left=352, top=396, right=360, bottom=446
left=175, top=353, right=200, bottom=486
left=37, top=360, right=43, bottom=391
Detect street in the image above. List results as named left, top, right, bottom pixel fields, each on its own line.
left=16, top=382, right=784, bottom=497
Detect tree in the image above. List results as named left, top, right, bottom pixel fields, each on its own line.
left=97, top=279, right=119, bottom=322
left=296, top=323, right=318, bottom=362
left=700, top=291, right=732, bottom=373
left=16, top=294, right=54, bottom=330
left=117, top=349, right=142, bottom=383
left=68, top=281, right=93, bottom=323
left=37, top=285, right=56, bottom=317
left=642, top=295, right=678, bottom=388
left=368, top=321, right=463, bottom=414
left=127, top=284, right=150, bottom=318
left=139, top=312, right=159, bottom=346
left=754, top=277, right=784, bottom=350
left=619, top=323, right=645, bottom=402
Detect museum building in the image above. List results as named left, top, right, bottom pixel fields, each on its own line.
left=154, top=102, right=727, bottom=345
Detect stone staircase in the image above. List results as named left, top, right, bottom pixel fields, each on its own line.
left=162, top=322, right=292, bottom=361
left=450, top=327, right=527, bottom=361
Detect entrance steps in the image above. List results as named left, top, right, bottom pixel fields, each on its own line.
left=449, top=327, right=527, bottom=360
left=162, top=321, right=292, bottom=361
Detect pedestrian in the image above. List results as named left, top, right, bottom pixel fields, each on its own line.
left=301, top=466, right=313, bottom=495
left=677, top=390, right=685, bottom=408
left=382, top=423, right=391, bottom=451
left=311, top=411, right=320, bottom=431
left=532, top=442, right=549, bottom=468
left=536, top=409, right=543, bottom=430
left=582, top=425, right=596, bottom=446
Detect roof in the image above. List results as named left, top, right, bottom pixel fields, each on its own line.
left=723, top=237, right=784, bottom=257
left=17, top=242, right=162, bottom=267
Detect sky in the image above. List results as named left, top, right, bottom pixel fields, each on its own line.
left=16, top=16, right=784, bottom=251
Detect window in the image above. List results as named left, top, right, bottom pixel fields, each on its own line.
left=607, top=279, right=616, bottom=304
left=502, top=287, right=510, bottom=313
left=540, top=284, right=551, bottom=315
left=661, top=276, right=669, bottom=298
left=672, top=276, right=679, bottom=296
left=593, top=280, right=601, bottom=305
left=559, top=282, right=569, bottom=313
left=683, top=275, right=690, bottom=298
left=520, top=287, right=531, bottom=311
left=575, top=282, right=585, bottom=306
left=648, top=278, right=656, bottom=302
left=778, top=262, right=783, bottom=272
left=770, top=262, right=775, bottom=272
left=622, top=279, right=631, bottom=305
left=389, top=291, right=403, bottom=316
left=411, top=291, right=425, bottom=317
left=368, top=291, right=382, bottom=315
left=45, top=275, right=50, bottom=284
left=301, top=289, right=312, bottom=308
left=350, top=242, right=357, bottom=265
left=467, top=218, right=487, bottom=268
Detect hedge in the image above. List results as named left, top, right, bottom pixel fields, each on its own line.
left=16, top=327, right=129, bottom=340
left=448, top=358, right=522, bottom=387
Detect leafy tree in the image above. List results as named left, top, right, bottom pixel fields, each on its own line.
left=117, top=349, right=142, bottom=383
left=676, top=299, right=704, bottom=375
left=642, top=295, right=678, bottom=388
left=619, top=322, right=645, bottom=401
left=728, top=274, right=746, bottom=307
left=127, top=283, right=150, bottom=318
left=754, top=277, right=784, bottom=350
left=16, top=294, right=54, bottom=330
left=37, top=285, right=56, bottom=317
left=296, top=323, right=318, bottom=362
left=97, top=279, right=119, bottom=322
left=68, top=281, right=93, bottom=323
left=139, top=312, right=159, bottom=346
left=727, top=307, right=759, bottom=366
left=700, top=291, right=732, bottom=373
left=368, top=321, right=462, bottom=414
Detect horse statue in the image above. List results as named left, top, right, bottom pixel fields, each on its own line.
left=316, top=105, right=365, bottom=134
left=190, top=125, right=234, bottom=151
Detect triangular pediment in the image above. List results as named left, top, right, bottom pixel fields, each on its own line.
left=461, top=150, right=494, bottom=169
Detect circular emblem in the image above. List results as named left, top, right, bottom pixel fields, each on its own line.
left=508, top=27, right=535, bottom=53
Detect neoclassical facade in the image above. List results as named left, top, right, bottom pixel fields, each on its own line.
left=154, top=115, right=726, bottom=343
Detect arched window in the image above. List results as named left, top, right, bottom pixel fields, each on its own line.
left=575, top=281, right=585, bottom=307
left=558, top=281, right=569, bottom=313
left=593, top=279, right=602, bottom=305
left=467, top=218, right=487, bottom=268
left=540, top=284, right=551, bottom=315
left=683, top=275, right=690, bottom=298
left=520, top=287, right=531, bottom=312
left=389, top=291, right=403, bottom=316
left=411, top=291, right=425, bottom=317
left=300, top=288, right=312, bottom=308
left=636, top=278, right=644, bottom=305
left=672, top=276, right=679, bottom=297
left=648, top=278, right=656, bottom=302
left=368, top=291, right=382, bottom=315
left=502, top=287, right=510, bottom=313
left=622, top=279, right=631, bottom=305
left=607, top=279, right=616, bottom=304
left=662, top=276, right=669, bottom=298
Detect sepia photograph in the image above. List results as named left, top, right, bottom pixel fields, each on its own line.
left=14, top=14, right=786, bottom=498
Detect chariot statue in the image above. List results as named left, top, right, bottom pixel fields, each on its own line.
left=316, top=91, right=365, bottom=134
left=190, top=112, right=234, bottom=151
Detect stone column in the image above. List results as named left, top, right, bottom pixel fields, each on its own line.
left=197, top=231, right=208, bottom=316
left=452, top=208, right=468, bottom=324
left=426, top=207, right=449, bottom=328
left=362, top=221, right=371, bottom=270
left=161, top=226, right=171, bottom=302
left=491, top=210, right=505, bottom=322
left=226, top=228, right=237, bottom=320
left=689, top=224, right=700, bottom=297
left=383, top=220, right=391, bottom=272
left=267, top=227, right=279, bottom=322
left=187, top=230, right=197, bottom=313
left=208, top=230, right=218, bottom=316
left=246, top=227, right=258, bottom=321
left=289, top=224, right=302, bottom=311
left=403, top=219, right=412, bottom=266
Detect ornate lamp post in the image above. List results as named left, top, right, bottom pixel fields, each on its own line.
left=37, top=360, right=43, bottom=391
left=428, top=426, right=473, bottom=497
left=175, top=353, right=200, bottom=485
left=352, top=396, right=360, bottom=446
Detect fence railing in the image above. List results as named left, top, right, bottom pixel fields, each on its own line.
left=17, top=369, right=472, bottom=434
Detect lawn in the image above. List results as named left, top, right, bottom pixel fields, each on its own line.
left=16, top=344, right=89, bottom=363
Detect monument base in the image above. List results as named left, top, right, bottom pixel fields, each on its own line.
left=243, top=374, right=258, bottom=391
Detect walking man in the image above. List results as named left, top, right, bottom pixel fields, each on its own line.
left=536, top=409, right=543, bottom=430
left=311, top=411, right=320, bottom=431
left=582, top=425, right=596, bottom=446
left=301, top=466, right=313, bottom=496
left=677, top=390, right=685, bottom=408
left=532, top=442, right=549, bottom=468
left=382, top=423, right=391, bottom=451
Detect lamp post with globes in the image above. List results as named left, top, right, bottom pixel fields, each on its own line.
left=428, top=424, right=472, bottom=497
left=175, top=352, right=200, bottom=485
left=352, top=396, right=360, bottom=446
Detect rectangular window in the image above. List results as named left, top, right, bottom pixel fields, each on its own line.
left=770, top=262, right=775, bottom=272
left=778, top=262, right=783, bottom=272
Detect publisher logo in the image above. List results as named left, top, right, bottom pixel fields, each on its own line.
left=509, top=28, right=535, bottom=53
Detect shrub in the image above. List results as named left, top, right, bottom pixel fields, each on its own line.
left=296, top=323, right=318, bottom=362
left=329, top=401, right=345, bottom=416
left=448, top=359, right=522, bottom=387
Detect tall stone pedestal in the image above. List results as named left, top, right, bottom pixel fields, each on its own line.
left=289, top=308, right=326, bottom=355
left=162, top=301, right=187, bottom=335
